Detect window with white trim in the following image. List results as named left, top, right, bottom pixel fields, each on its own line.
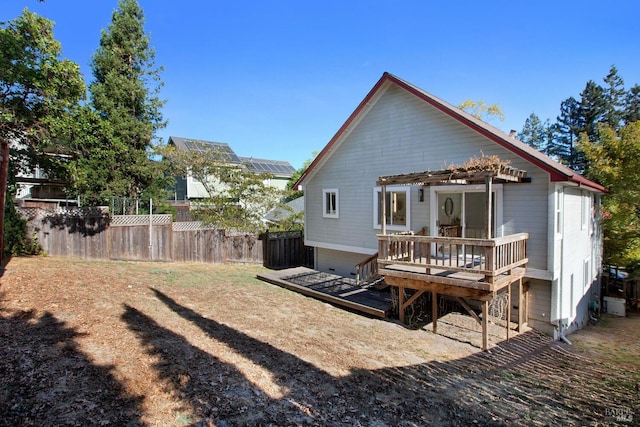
left=583, top=258, right=590, bottom=289
left=374, top=186, right=410, bottom=231
left=323, top=188, right=339, bottom=218
left=581, top=191, right=590, bottom=230
left=556, top=188, right=563, bottom=235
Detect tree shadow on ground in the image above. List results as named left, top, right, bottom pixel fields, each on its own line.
left=0, top=308, right=144, bottom=426
left=144, top=288, right=638, bottom=426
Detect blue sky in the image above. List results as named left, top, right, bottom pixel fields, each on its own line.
left=2, top=1, right=639, bottom=169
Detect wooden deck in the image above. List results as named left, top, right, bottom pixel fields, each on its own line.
left=257, top=267, right=392, bottom=318
left=378, top=232, right=529, bottom=350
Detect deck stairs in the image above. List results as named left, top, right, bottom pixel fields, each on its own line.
left=355, top=252, right=388, bottom=289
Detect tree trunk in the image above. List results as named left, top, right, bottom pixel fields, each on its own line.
left=0, top=140, right=10, bottom=264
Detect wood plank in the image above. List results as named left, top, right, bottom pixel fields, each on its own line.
left=482, top=300, right=489, bottom=351
left=257, top=269, right=390, bottom=318
left=399, top=286, right=405, bottom=323
left=383, top=275, right=492, bottom=300
left=401, top=289, right=426, bottom=313
left=518, top=278, right=525, bottom=332
left=432, top=291, right=438, bottom=334
left=380, top=268, right=491, bottom=291
left=507, top=282, right=512, bottom=341
left=456, top=297, right=481, bottom=324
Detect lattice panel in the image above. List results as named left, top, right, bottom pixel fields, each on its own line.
left=110, top=214, right=172, bottom=226
left=489, top=290, right=510, bottom=322
left=56, top=207, right=108, bottom=217
left=17, top=206, right=108, bottom=219
left=172, top=221, right=217, bottom=231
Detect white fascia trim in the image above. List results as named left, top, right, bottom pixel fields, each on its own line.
left=304, top=239, right=377, bottom=256
left=525, top=268, right=553, bottom=281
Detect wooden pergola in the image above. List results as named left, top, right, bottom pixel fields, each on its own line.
left=376, top=162, right=530, bottom=350
left=377, top=163, right=528, bottom=237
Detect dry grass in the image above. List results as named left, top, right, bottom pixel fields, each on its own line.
left=447, top=152, right=511, bottom=173
left=1, top=256, right=638, bottom=426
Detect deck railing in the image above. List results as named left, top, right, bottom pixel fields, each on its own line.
left=355, top=252, right=379, bottom=286
left=377, top=232, right=528, bottom=283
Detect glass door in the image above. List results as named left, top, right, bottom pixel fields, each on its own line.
left=437, top=191, right=497, bottom=238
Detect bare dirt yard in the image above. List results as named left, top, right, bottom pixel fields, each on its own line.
left=1, top=256, right=638, bottom=426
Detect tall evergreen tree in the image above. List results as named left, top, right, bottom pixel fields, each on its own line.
left=553, top=97, right=581, bottom=166
left=624, top=84, right=640, bottom=124
left=571, top=81, right=608, bottom=172
left=603, top=65, right=625, bottom=128
left=517, top=113, right=551, bottom=154
left=579, top=80, right=608, bottom=140
left=88, top=0, right=166, bottom=201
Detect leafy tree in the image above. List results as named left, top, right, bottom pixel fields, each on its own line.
left=285, top=151, right=317, bottom=201
left=578, top=122, right=640, bottom=269
left=458, top=100, right=505, bottom=123
left=0, top=9, right=84, bottom=257
left=158, top=143, right=283, bottom=233
left=86, top=0, right=166, bottom=202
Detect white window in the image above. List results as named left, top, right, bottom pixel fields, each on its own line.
left=323, top=188, right=339, bottom=218
left=374, top=186, right=410, bottom=231
left=556, top=188, right=563, bottom=235
left=570, top=273, right=575, bottom=317
left=583, top=258, right=590, bottom=289
left=581, top=191, right=590, bottom=231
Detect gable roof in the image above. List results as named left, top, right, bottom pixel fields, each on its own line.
left=295, top=72, right=605, bottom=193
left=239, top=157, right=296, bottom=177
left=169, top=136, right=294, bottom=177
left=168, top=136, right=242, bottom=163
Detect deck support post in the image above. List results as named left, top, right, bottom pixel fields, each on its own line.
left=506, top=282, right=512, bottom=341
left=518, top=278, right=525, bottom=332
left=432, top=291, right=438, bottom=334
left=381, top=184, right=387, bottom=236
left=398, top=286, right=405, bottom=323
left=486, top=176, right=493, bottom=239
left=482, top=300, right=489, bottom=351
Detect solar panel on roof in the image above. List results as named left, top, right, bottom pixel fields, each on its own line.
left=182, top=140, right=241, bottom=163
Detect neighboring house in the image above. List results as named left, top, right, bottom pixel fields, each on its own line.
left=295, top=72, right=605, bottom=340
left=14, top=143, right=75, bottom=208
left=264, top=195, right=304, bottom=227
left=168, top=136, right=295, bottom=200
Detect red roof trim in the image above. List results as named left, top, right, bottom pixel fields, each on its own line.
left=296, top=72, right=606, bottom=193
left=294, top=74, right=389, bottom=190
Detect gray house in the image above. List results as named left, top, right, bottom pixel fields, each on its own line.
left=168, top=136, right=296, bottom=200
left=295, top=72, right=605, bottom=341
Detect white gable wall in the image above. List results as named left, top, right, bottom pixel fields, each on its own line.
left=548, top=186, right=601, bottom=337
left=304, top=83, right=551, bottom=275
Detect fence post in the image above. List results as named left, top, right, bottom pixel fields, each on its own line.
left=149, top=198, right=153, bottom=261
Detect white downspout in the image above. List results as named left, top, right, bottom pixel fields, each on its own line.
left=557, top=186, right=571, bottom=345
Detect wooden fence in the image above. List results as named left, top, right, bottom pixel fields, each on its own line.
left=18, top=207, right=264, bottom=264
left=261, top=230, right=314, bottom=270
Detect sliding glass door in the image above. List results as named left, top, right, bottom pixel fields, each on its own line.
left=435, top=188, right=499, bottom=239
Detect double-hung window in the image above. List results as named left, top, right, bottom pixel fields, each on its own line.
left=323, top=188, right=339, bottom=218
left=374, top=186, right=410, bottom=231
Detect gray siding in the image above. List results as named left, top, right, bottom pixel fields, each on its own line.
left=305, top=84, right=550, bottom=270
left=316, top=248, right=370, bottom=279
left=558, top=187, right=600, bottom=330
left=527, top=279, right=554, bottom=336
